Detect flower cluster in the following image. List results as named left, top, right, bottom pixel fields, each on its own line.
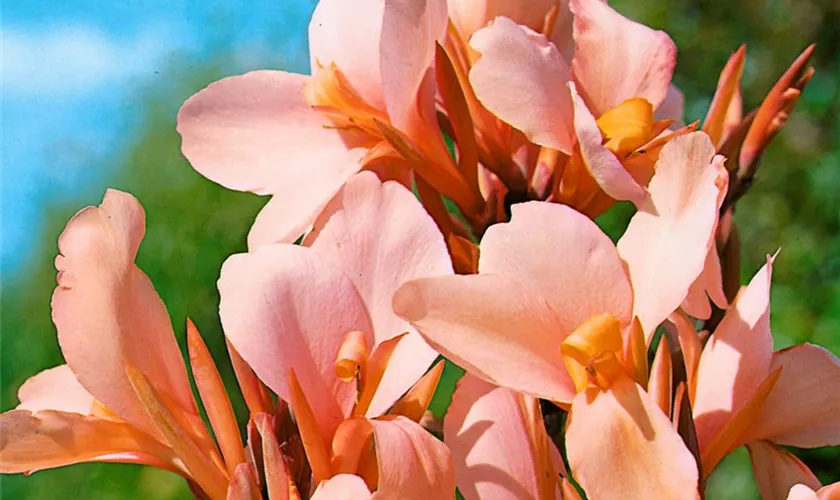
left=2, top=0, right=837, bottom=499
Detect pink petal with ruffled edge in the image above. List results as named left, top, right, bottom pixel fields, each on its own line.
left=312, top=474, right=372, bottom=500
left=469, top=17, right=575, bottom=154
left=16, top=365, right=94, bottom=415
left=570, top=0, right=676, bottom=116
left=177, top=71, right=365, bottom=246
left=308, top=172, right=452, bottom=416
left=445, top=374, right=560, bottom=499
left=747, top=440, right=821, bottom=500
left=448, top=0, right=560, bottom=41
left=617, top=132, right=727, bottom=337
left=480, top=201, right=633, bottom=331
left=394, top=274, right=575, bottom=403
left=743, top=344, right=840, bottom=448
left=370, top=416, right=455, bottom=499
left=218, top=244, right=373, bottom=442
left=566, top=375, right=699, bottom=499
left=692, top=256, right=774, bottom=452
left=52, top=190, right=193, bottom=438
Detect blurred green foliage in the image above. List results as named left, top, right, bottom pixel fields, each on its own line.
left=2, top=0, right=838, bottom=498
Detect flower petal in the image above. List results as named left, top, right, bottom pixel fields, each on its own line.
left=570, top=83, right=648, bottom=206
left=0, top=410, right=180, bottom=475
left=617, top=132, right=727, bottom=337
left=448, top=0, right=560, bottom=41
left=309, top=0, right=386, bottom=110
left=445, top=374, right=560, bottom=500
left=370, top=416, right=455, bottom=499
left=747, top=440, right=821, bottom=500
left=16, top=365, right=94, bottom=415
left=308, top=172, right=452, bottom=416
left=469, top=17, right=575, bottom=153
left=312, top=474, right=372, bottom=500
left=52, top=189, right=193, bottom=437
left=570, top=0, right=676, bottom=115
left=692, top=257, right=774, bottom=454
left=656, top=84, right=686, bottom=126
left=566, top=375, right=699, bottom=499
left=218, top=244, right=374, bottom=441
left=743, top=343, right=840, bottom=448
left=394, top=274, right=575, bottom=403
left=480, top=201, right=633, bottom=331
left=380, top=0, right=447, bottom=134
left=177, top=71, right=365, bottom=245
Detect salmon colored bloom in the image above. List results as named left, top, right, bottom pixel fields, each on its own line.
left=0, top=190, right=256, bottom=500
left=393, top=132, right=726, bottom=498
left=787, top=482, right=840, bottom=500
left=178, top=0, right=483, bottom=250
left=217, top=172, right=455, bottom=497
left=667, top=255, right=840, bottom=498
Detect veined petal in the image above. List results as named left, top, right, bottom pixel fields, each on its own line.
left=312, top=474, right=372, bottom=499
left=445, top=374, right=560, bottom=500
left=16, top=365, right=94, bottom=415
left=307, top=172, right=452, bottom=416
left=566, top=375, right=699, bottom=499
left=394, top=274, right=575, bottom=403
left=309, top=0, right=386, bottom=110
left=570, top=0, right=676, bottom=115
left=380, top=0, right=447, bottom=134
left=480, top=202, right=633, bottom=332
left=747, top=440, right=821, bottom=500
left=743, top=344, right=840, bottom=448
left=617, top=132, right=727, bottom=338
left=693, top=257, right=774, bottom=454
left=218, top=245, right=374, bottom=442
left=52, top=189, right=193, bottom=438
left=0, top=410, right=180, bottom=475
left=469, top=17, right=575, bottom=153
left=370, top=416, right=455, bottom=499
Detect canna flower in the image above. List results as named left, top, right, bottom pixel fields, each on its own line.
left=459, top=0, right=684, bottom=218
left=662, top=255, right=840, bottom=499
left=0, top=190, right=258, bottom=500
left=393, top=132, right=727, bottom=498
left=217, top=172, right=455, bottom=497
left=177, top=0, right=484, bottom=252
left=787, top=482, right=840, bottom=500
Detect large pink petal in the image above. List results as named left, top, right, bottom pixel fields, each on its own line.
left=445, top=374, right=560, bottom=499
left=218, top=245, right=374, bottom=441
left=448, top=0, right=560, bottom=40
left=0, top=410, right=179, bottom=475
left=380, top=0, right=447, bottom=134
left=469, top=17, right=575, bottom=153
left=743, top=344, right=840, bottom=448
left=309, top=0, right=386, bottom=111
left=52, top=190, right=193, bottom=437
left=617, top=132, right=727, bottom=337
left=566, top=375, right=699, bottom=499
left=480, top=201, right=633, bottom=331
left=177, top=71, right=365, bottom=244
left=393, top=274, right=575, bottom=403
left=656, top=84, right=686, bottom=126
left=370, top=416, right=455, bottom=499
left=312, top=474, right=372, bottom=500
left=682, top=244, right=728, bottom=320
left=570, top=82, right=648, bottom=206
left=570, top=0, right=676, bottom=116
left=308, top=172, right=452, bottom=416
left=747, top=440, right=821, bottom=500
left=16, top=365, right=94, bottom=415
left=692, top=257, right=774, bottom=452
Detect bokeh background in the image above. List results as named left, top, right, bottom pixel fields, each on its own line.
left=1, top=0, right=838, bottom=498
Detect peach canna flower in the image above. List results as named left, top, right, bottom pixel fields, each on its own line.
left=393, top=132, right=727, bottom=498
left=217, top=172, right=455, bottom=497
left=665, top=255, right=840, bottom=499
left=787, top=482, right=840, bottom=500
left=0, top=190, right=262, bottom=500
left=460, top=0, right=681, bottom=217
left=177, top=0, right=484, bottom=250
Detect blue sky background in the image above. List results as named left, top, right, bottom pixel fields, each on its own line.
left=1, top=1, right=317, bottom=274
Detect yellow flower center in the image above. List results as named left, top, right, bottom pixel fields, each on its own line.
left=596, top=97, right=655, bottom=157
left=560, top=313, right=627, bottom=392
